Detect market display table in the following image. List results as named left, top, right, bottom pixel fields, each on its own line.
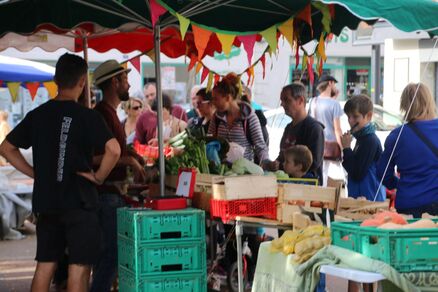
left=320, top=265, right=386, bottom=290
left=234, top=216, right=292, bottom=292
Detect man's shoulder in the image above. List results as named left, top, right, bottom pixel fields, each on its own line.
left=303, top=115, right=324, bottom=130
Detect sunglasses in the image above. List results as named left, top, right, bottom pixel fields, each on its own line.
left=131, top=106, right=143, bottom=110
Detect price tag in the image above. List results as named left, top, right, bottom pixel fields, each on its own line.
left=176, top=168, right=196, bottom=198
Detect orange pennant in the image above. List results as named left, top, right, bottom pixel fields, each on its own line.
left=214, top=74, right=220, bottom=85
left=195, top=62, right=203, bottom=74
left=192, top=25, right=213, bottom=60
left=43, top=81, right=58, bottom=99
left=26, top=82, right=40, bottom=101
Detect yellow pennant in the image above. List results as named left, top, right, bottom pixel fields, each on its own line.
left=176, top=13, right=190, bottom=39
left=43, top=81, right=58, bottom=99
left=146, top=48, right=156, bottom=63
left=7, top=82, right=20, bottom=103
left=195, top=62, right=203, bottom=74
left=260, top=26, right=278, bottom=53
left=278, top=18, right=294, bottom=49
left=216, top=33, right=235, bottom=56
left=206, top=72, right=214, bottom=92
left=317, top=34, right=327, bottom=61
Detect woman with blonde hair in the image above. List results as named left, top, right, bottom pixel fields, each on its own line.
left=377, top=83, right=438, bottom=217
left=122, top=97, right=144, bottom=144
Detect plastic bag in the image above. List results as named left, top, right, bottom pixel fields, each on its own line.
left=226, top=142, right=245, bottom=163
left=206, top=141, right=221, bottom=166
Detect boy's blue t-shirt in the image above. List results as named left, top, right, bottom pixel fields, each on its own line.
left=377, top=120, right=438, bottom=209
left=342, top=124, right=385, bottom=201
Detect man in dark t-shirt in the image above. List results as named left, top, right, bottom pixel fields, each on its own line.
left=0, top=53, right=120, bottom=292
left=90, top=60, right=146, bottom=292
left=266, top=82, right=324, bottom=185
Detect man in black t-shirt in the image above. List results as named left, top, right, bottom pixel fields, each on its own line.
left=0, top=53, right=120, bottom=292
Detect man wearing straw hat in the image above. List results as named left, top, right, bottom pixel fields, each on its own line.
left=91, top=60, right=146, bottom=292
left=0, top=53, right=121, bottom=292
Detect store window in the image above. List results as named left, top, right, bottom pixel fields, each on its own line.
left=346, top=68, right=369, bottom=99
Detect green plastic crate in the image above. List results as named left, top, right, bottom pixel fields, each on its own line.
left=117, top=208, right=205, bottom=243
left=118, top=236, right=206, bottom=276
left=118, top=266, right=207, bottom=292
left=331, top=219, right=438, bottom=272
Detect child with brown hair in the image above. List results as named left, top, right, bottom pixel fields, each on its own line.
left=283, top=145, right=314, bottom=178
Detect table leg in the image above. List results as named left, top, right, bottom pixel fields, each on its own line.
left=236, top=220, right=244, bottom=292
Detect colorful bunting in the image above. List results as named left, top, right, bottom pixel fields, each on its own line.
left=192, top=25, right=213, bottom=60
left=150, top=0, right=167, bottom=28
left=313, top=2, right=332, bottom=33
left=176, top=13, right=190, bottom=39
left=216, top=33, right=235, bottom=57
left=278, top=18, right=294, bottom=48
left=200, top=67, right=209, bottom=84
left=188, top=55, right=197, bottom=72
left=318, top=34, right=327, bottom=61
left=307, top=55, right=314, bottom=85
left=328, top=4, right=336, bottom=18
left=260, top=54, right=266, bottom=79
left=146, top=48, right=156, bottom=63
left=43, top=81, right=58, bottom=99
left=26, top=82, right=40, bottom=101
left=129, top=56, right=141, bottom=73
left=214, top=74, right=220, bottom=85
left=302, top=54, right=308, bottom=73
left=195, top=61, right=203, bottom=74
left=260, top=26, right=278, bottom=53
left=295, top=44, right=300, bottom=69
left=7, top=82, right=20, bottom=103
left=206, top=72, right=214, bottom=92
left=238, top=34, right=257, bottom=65
left=296, top=4, right=312, bottom=28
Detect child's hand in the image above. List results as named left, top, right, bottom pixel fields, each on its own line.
left=341, top=132, right=352, bottom=149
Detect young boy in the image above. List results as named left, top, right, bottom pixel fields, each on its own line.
left=341, top=94, right=385, bottom=201
left=283, top=145, right=314, bottom=179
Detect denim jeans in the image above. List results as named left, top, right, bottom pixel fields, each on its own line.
left=90, top=193, right=126, bottom=292
left=398, top=202, right=438, bottom=218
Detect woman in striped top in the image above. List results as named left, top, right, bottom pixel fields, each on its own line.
left=208, top=73, right=269, bottom=164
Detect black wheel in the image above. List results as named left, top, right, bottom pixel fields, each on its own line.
left=227, top=260, right=248, bottom=292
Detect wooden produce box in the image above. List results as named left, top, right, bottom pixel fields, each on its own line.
left=277, top=184, right=339, bottom=224
left=335, top=197, right=390, bottom=221
left=211, top=175, right=277, bottom=200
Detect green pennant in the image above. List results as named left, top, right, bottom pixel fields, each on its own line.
left=260, top=26, right=278, bottom=53
left=176, top=13, right=190, bottom=39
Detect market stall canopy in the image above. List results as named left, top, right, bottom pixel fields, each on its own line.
left=0, top=55, right=54, bottom=82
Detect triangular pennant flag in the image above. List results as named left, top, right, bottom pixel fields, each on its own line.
left=260, top=54, right=266, bottom=79
left=313, top=2, right=331, bottom=33
left=192, top=25, right=213, bottom=60
left=195, top=62, right=203, bottom=74
left=295, top=44, right=300, bottom=69
left=150, top=0, right=167, bottom=28
left=328, top=4, right=336, bottom=18
left=146, top=49, right=156, bottom=63
left=216, top=33, right=235, bottom=57
left=176, top=13, right=190, bottom=39
left=238, top=35, right=257, bottom=65
left=317, top=34, right=327, bottom=61
left=129, top=56, right=141, bottom=73
left=43, top=81, right=58, bottom=99
left=200, top=67, right=209, bottom=84
left=246, top=66, right=255, bottom=86
left=319, top=57, right=324, bottom=76
left=188, top=55, right=197, bottom=72
left=214, top=74, right=220, bottom=85
left=278, top=18, right=294, bottom=48
left=308, top=55, right=314, bottom=85
left=121, top=62, right=128, bottom=70
left=7, top=82, right=20, bottom=103
left=26, top=82, right=40, bottom=101
left=206, top=72, right=214, bottom=92
left=302, top=54, right=308, bottom=74
left=296, top=4, right=312, bottom=27
left=260, top=26, right=278, bottom=53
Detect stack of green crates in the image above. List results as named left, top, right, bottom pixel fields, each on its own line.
left=117, top=207, right=207, bottom=292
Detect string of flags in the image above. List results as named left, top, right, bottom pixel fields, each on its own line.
left=0, top=80, right=57, bottom=103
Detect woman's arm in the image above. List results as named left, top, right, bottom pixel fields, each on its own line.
left=248, top=113, right=269, bottom=163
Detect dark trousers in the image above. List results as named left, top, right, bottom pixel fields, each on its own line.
left=90, top=194, right=125, bottom=292
left=398, top=202, right=438, bottom=218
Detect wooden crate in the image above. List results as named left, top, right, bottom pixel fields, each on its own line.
left=336, top=197, right=390, bottom=221
left=276, top=184, right=339, bottom=223
left=211, top=175, right=277, bottom=200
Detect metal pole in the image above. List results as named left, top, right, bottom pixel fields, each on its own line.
left=154, top=23, right=165, bottom=197
left=83, top=36, right=91, bottom=108
left=370, top=44, right=382, bottom=105
left=236, top=220, right=244, bottom=292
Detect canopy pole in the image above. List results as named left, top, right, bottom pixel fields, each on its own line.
left=154, top=23, right=165, bottom=197
left=83, top=36, right=91, bottom=108
left=370, top=44, right=382, bottom=105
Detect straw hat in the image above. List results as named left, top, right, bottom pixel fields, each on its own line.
left=93, top=60, right=131, bottom=85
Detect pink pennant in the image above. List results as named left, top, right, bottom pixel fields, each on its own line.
left=260, top=54, right=266, bottom=79
left=200, top=67, right=209, bottom=84
left=150, top=0, right=167, bottom=28
left=129, top=56, right=141, bottom=73
left=308, top=56, right=314, bottom=85
left=238, top=35, right=257, bottom=65
left=295, top=44, right=300, bottom=69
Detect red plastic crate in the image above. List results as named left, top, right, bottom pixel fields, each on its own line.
left=210, top=198, right=277, bottom=222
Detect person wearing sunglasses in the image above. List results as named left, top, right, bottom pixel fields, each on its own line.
left=188, top=88, right=215, bottom=133
left=122, top=97, right=144, bottom=145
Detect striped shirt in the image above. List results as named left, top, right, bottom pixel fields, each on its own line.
left=208, top=102, right=269, bottom=162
